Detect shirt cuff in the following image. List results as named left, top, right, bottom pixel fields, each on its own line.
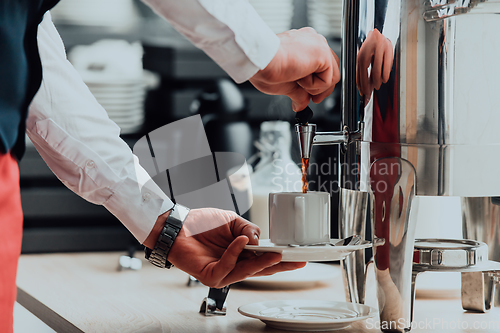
left=103, top=175, right=174, bottom=244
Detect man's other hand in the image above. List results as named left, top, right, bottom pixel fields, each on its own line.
left=249, top=27, right=340, bottom=112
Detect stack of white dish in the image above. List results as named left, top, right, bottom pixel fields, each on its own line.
left=50, top=0, right=138, bottom=28
left=69, top=40, right=149, bottom=135
left=249, top=0, right=294, bottom=34
left=307, top=0, right=343, bottom=38
left=85, top=80, right=146, bottom=135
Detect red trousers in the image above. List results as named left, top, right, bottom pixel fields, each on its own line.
left=0, top=153, right=23, bottom=333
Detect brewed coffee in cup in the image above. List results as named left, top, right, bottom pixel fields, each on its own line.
left=269, top=191, right=330, bottom=245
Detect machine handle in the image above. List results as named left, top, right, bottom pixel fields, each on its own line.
left=295, top=106, right=314, bottom=125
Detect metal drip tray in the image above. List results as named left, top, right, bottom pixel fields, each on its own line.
left=413, top=239, right=500, bottom=272
left=410, top=239, right=500, bottom=315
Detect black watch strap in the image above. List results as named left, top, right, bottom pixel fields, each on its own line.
left=145, top=204, right=190, bottom=268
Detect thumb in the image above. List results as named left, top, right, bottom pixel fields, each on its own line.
left=288, top=83, right=312, bottom=112
left=231, top=214, right=260, bottom=245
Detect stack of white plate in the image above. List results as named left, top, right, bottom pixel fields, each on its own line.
left=69, top=40, right=151, bottom=135
left=50, top=0, right=138, bottom=28
left=307, top=0, right=343, bottom=38
left=249, top=0, right=294, bottom=34
left=86, top=79, right=146, bottom=135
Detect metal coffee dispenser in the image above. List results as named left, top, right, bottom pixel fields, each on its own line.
left=296, top=0, right=500, bottom=331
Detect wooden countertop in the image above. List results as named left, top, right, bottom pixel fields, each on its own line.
left=16, top=252, right=500, bottom=333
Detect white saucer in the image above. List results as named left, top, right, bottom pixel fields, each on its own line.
left=244, top=239, right=371, bottom=262
left=238, top=300, right=377, bottom=331
left=240, top=263, right=340, bottom=289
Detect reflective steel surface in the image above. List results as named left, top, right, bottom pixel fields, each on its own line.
left=293, top=0, right=500, bottom=330
left=413, top=239, right=489, bottom=270
left=338, top=0, right=500, bottom=330
left=462, top=197, right=500, bottom=266
left=462, top=197, right=500, bottom=309
left=340, top=0, right=500, bottom=196
left=295, top=124, right=317, bottom=159
left=340, top=0, right=500, bottom=331
left=339, top=189, right=369, bottom=304
left=369, top=157, right=418, bottom=331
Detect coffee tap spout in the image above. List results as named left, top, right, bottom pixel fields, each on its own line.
left=295, top=123, right=316, bottom=159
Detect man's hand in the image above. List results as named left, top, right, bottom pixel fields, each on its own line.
left=249, top=27, right=340, bottom=112
left=165, top=208, right=306, bottom=288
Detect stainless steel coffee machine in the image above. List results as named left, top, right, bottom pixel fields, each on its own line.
left=296, top=0, right=500, bottom=331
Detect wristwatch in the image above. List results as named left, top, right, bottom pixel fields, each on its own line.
left=145, top=203, right=190, bottom=268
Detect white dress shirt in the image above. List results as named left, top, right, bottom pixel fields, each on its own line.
left=27, top=1, right=280, bottom=243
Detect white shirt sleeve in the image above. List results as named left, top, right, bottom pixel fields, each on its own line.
left=141, top=0, right=280, bottom=83
left=27, top=14, right=174, bottom=243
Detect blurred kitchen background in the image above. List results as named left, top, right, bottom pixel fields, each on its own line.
left=20, top=0, right=345, bottom=253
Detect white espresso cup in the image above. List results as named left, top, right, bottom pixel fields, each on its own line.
left=269, top=192, right=331, bottom=245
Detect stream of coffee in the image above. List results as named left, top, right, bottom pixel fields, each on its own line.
left=301, top=157, right=309, bottom=193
